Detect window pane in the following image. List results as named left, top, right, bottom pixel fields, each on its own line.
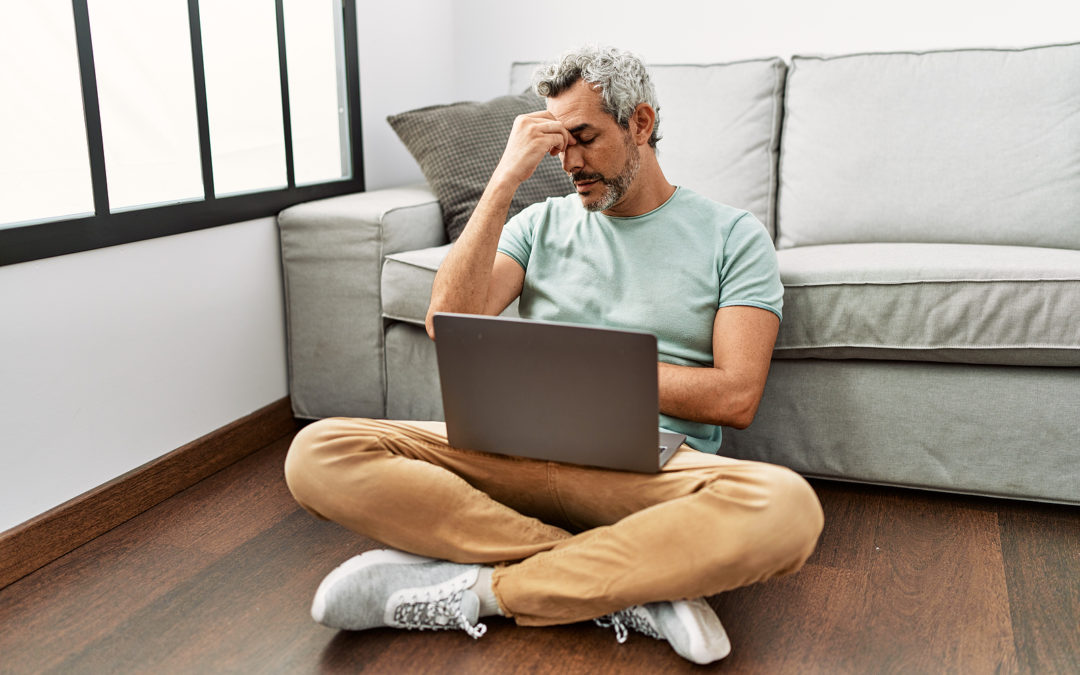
left=201, top=0, right=287, bottom=196
left=0, top=0, right=94, bottom=227
left=283, top=0, right=350, bottom=185
left=87, top=0, right=204, bottom=211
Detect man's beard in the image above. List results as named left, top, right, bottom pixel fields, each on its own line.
left=570, top=134, right=641, bottom=212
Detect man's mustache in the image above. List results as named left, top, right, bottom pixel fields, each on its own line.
left=570, top=171, right=605, bottom=183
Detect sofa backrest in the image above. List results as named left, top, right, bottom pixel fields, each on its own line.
left=777, top=42, right=1080, bottom=250
left=510, top=59, right=787, bottom=239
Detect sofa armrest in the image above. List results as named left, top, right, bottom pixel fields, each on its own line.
left=278, top=184, right=445, bottom=419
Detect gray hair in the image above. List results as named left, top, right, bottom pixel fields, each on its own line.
left=533, top=46, right=661, bottom=148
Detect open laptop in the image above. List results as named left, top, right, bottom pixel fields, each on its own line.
left=432, top=313, right=685, bottom=473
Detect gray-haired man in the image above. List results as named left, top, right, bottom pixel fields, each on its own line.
left=285, top=46, right=823, bottom=665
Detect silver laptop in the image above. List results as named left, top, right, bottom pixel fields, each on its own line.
left=432, top=313, right=685, bottom=473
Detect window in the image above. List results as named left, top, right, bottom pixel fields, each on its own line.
left=0, top=0, right=363, bottom=266
left=284, top=0, right=351, bottom=185
left=87, top=0, right=204, bottom=209
left=200, top=0, right=288, bottom=195
left=0, top=0, right=94, bottom=225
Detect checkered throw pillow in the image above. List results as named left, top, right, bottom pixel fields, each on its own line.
left=388, top=92, right=571, bottom=242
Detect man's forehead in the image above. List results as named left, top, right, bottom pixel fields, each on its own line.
left=545, top=79, right=610, bottom=129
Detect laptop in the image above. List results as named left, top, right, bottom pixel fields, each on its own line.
left=432, top=313, right=686, bottom=473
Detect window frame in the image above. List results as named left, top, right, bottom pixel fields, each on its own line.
left=0, top=0, right=364, bottom=267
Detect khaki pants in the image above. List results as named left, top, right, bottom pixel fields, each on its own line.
left=284, top=418, right=824, bottom=626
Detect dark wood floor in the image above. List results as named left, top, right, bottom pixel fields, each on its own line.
left=1, top=428, right=1078, bottom=674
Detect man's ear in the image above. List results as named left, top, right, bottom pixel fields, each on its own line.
left=631, top=103, right=656, bottom=145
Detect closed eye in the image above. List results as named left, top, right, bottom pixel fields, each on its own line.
left=567, top=123, right=595, bottom=145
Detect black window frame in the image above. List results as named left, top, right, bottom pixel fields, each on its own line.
left=0, top=0, right=364, bottom=267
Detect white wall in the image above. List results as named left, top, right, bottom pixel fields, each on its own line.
left=449, top=0, right=1080, bottom=99
left=357, top=0, right=455, bottom=189
left=0, top=218, right=288, bottom=532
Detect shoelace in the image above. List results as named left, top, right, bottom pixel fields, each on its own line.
left=393, top=587, right=488, bottom=639
left=594, top=606, right=661, bottom=644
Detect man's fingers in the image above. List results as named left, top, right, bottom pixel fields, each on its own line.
left=522, top=117, right=570, bottom=140
left=495, top=111, right=573, bottom=184
left=512, top=114, right=571, bottom=154
left=523, top=109, right=559, bottom=122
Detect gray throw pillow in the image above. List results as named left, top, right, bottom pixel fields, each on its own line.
left=388, top=92, right=571, bottom=242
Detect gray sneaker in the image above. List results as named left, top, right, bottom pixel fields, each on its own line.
left=595, top=598, right=731, bottom=664
left=311, top=549, right=487, bottom=639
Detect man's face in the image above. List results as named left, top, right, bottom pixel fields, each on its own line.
left=546, top=79, right=641, bottom=213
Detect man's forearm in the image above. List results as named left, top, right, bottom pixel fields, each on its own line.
left=426, top=109, right=572, bottom=339
left=426, top=178, right=517, bottom=334
left=658, top=362, right=763, bottom=430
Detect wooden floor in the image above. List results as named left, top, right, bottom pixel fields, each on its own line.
left=1, top=428, right=1078, bottom=674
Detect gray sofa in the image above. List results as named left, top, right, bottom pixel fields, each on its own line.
left=278, top=42, right=1080, bottom=504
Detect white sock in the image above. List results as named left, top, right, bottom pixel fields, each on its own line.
left=469, top=566, right=504, bottom=617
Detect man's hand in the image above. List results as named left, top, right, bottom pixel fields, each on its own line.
left=491, top=111, right=575, bottom=188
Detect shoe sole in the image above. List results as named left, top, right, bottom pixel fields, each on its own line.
left=672, top=598, right=732, bottom=663
left=311, top=549, right=436, bottom=624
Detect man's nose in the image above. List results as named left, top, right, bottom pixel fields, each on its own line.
left=561, top=143, right=583, bottom=174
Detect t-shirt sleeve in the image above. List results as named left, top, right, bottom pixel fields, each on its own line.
left=496, top=202, right=539, bottom=270
left=717, top=213, right=784, bottom=320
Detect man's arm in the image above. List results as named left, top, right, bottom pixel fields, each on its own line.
left=425, top=111, right=573, bottom=340
left=658, top=305, right=780, bottom=429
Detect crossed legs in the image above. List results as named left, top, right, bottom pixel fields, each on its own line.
left=284, top=417, right=823, bottom=626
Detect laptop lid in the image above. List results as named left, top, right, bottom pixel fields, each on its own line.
left=432, top=313, right=683, bottom=473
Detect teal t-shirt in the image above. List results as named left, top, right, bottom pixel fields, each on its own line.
left=497, top=186, right=783, bottom=454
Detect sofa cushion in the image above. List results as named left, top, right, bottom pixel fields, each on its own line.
left=775, top=243, right=1080, bottom=366
left=723, top=359, right=1080, bottom=504
left=777, top=42, right=1080, bottom=250
left=511, top=58, right=787, bottom=238
left=388, top=93, right=570, bottom=242
left=382, top=244, right=451, bottom=325
left=383, top=244, right=521, bottom=326
left=386, top=243, right=1080, bottom=367
left=385, top=321, right=444, bottom=421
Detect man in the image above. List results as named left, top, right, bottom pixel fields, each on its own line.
left=285, top=46, right=823, bottom=665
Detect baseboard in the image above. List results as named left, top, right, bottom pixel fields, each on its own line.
left=0, top=397, right=299, bottom=590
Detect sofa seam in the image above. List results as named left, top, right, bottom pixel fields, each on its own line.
left=376, top=219, right=389, bottom=418
left=382, top=313, right=426, bottom=326
left=276, top=220, right=299, bottom=417
left=767, top=59, right=784, bottom=241
left=783, top=278, right=1080, bottom=288
left=791, top=40, right=1080, bottom=63
left=774, top=59, right=796, bottom=247
left=775, top=342, right=1080, bottom=351
left=380, top=197, right=440, bottom=219
left=790, top=472, right=1075, bottom=506
left=382, top=257, right=443, bottom=272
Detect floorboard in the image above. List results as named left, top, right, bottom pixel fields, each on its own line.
left=999, top=505, right=1080, bottom=673
left=1, top=430, right=1077, bottom=674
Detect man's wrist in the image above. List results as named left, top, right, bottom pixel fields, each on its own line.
left=481, top=172, right=521, bottom=207
left=486, top=168, right=523, bottom=195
